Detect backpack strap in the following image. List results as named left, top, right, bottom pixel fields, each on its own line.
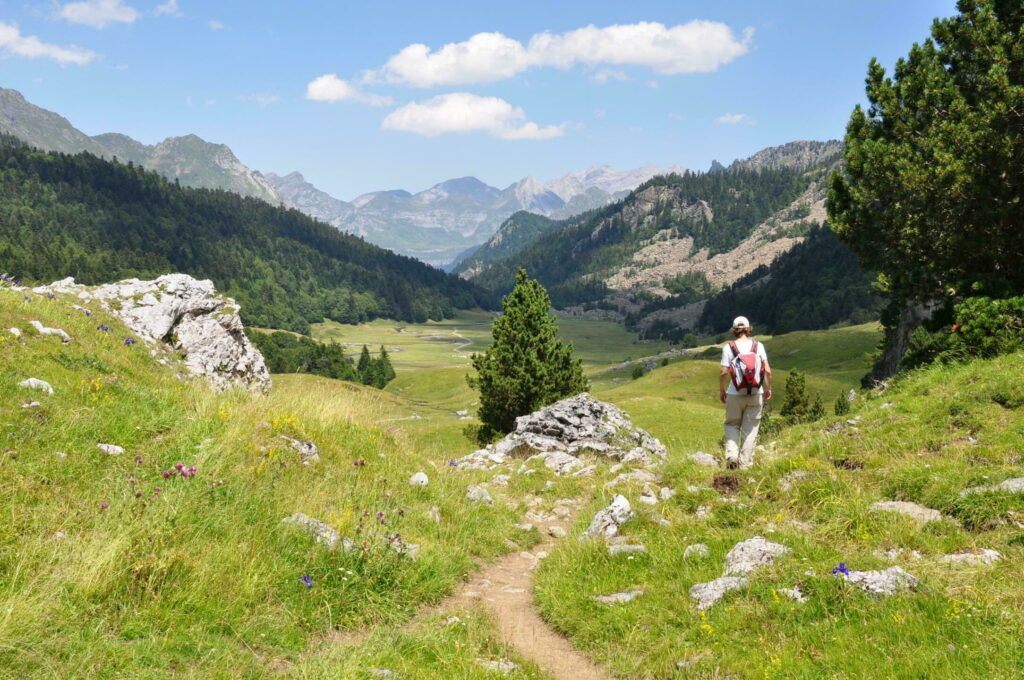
left=728, top=341, right=739, bottom=358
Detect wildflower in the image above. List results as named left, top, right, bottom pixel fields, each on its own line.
left=376, top=511, right=385, bottom=524
left=447, top=459, right=458, bottom=467
left=124, top=337, right=137, bottom=346
left=134, top=454, right=144, bottom=464
left=46, top=292, right=56, bottom=300
left=832, top=562, right=850, bottom=576
left=153, top=486, right=162, bottom=495
left=97, top=325, right=111, bottom=332
left=128, top=475, right=137, bottom=486
left=300, top=575, right=313, bottom=589
left=353, top=458, right=366, bottom=467
left=175, top=462, right=185, bottom=471
left=99, top=499, right=110, bottom=511
left=162, top=469, right=172, bottom=479
left=23, top=296, right=31, bottom=303
left=134, top=490, right=143, bottom=498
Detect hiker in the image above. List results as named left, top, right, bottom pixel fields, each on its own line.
left=719, top=316, right=772, bottom=469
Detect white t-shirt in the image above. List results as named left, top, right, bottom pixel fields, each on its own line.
left=721, top=338, right=769, bottom=396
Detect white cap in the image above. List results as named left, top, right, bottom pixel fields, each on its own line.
left=732, top=316, right=751, bottom=329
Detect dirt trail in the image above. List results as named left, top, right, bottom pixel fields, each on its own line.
left=436, top=515, right=612, bottom=680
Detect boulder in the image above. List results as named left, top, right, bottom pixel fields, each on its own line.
left=35, top=274, right=270, bottom=393
left=97, top=443, right=124, bottom=455
left=18, top=378, right=54, bottom=394
left=940, top=549, right=1002, bottom=566
left=583, top=494, right=634, bottom=539
left=690, top=576, right=748, bottom=611
left=870, top=500, right=944, bottom=524
left=466, top=485, right=493, bottom=504
left=456, top=394, right=666, bottom=473
left=281, top=512, right=353, bottom=551
left=960, top=477, right=1024, bottom=496
left=842, top=566, right=919, bottom=596
left=723, top=536, right=791, bottom=576
left=29, top=320, right=71, bottom=343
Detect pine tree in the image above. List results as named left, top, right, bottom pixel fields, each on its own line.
left=356, top=345, right=372, bottom=384
left=780, top=370, right=811, bottom=424
left=469, top=269, right=588, bottom=438
left=810, top=393, right=826, bottom=421
left=834, top=393, right=851, bottom=416
left=378, top=345, right=396, bottom=383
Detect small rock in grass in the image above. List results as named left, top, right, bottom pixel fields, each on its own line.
left=638, top=486, right=659, bottom=505
left=279, top=435, right=320, bottom=465
left=548, top=526, right=567, bottom=538
left=960, top=477, right=1024, bottom=496
left=444, top=615, right=462, bottom=626
left=21, top=402, right=41, bottom=409
left=659, top=487, right=675, bottom=501
left=542, top=451, right=583, bottom=475
left=608, top=544, right=646, bottom=556
left=604, top=469, right=660, bottom=489
left=29, top=320, right=71, bottom=343
left=690, top=576, right=748, bottom=611
left=97, top=443, right=125, bottom=455
left=690, top=451, right=719, bottom=468
left=368, top=670, right=395, bottom=679
left=940, top=549, right=1002, bottom=566
left=695, top=505, right=711, bottom=519
left=409, top=471, right=429, bottom=487
left=8, top=327, right=22, bottom=338
left=686, top=485, right=702, bottom=494
left=870, top=500, right=944, bottom=524
left=842, top=566, right=919, bottom=597
left=778, top=586, right=807, bottom=603
left=425, top=506, right=441, bottom=523
left=281, top=512, right=353, bottom=552
left=477, top=659, right=519, bottom=675
left=593, top=589, right=643, bottom=605
left=18, top=378, right=54, bottom=394
left=723, top=536, right=791, bottom=576
left=683, top=543, right=710, bottom=560
left=583, top=494, right=633, bottom=539
left=466, top=485, right=493, bottom=504
left=490, top=473, right=511, bottom=486
left=572, top=464, right=597, bottom=477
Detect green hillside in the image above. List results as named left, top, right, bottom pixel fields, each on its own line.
left=452, top=211, right=562, bottom=276
left=0, top=135, right=488, bottom=332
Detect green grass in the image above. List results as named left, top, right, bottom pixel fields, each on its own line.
left=532, top=353, right=1024, bottom=678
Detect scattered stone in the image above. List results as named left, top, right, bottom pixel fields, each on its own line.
left=842, top=566, right=919, bottom=597
left=723, top=536, right=791, bottom=576
left=593, top=589, right=643, bottom=605
left=476, top=659, right=519, bottom=675
left=638, top=485, right=659, bottom=505
left=686, top=485, right=702, bottom=494
left=548, top=525, right=567, bottom=538
left=515, top=523, right=534, bottom=531
left=279, top=436, right=320, bottom=465
left=659, top=487, right=675, bottom=501
left=389, top=536, right=419, bottom=559
left=683, top=543, right=710, bottom=560
left=690, top=451, right=719, bottom=467
left=466, top=485, right=493, bottom=504
left=583, top=494, right=634, bottom=539
left=281, top=512, right=352, bottom=551
left=608, top=544, right=647, bottom=556
left=426, top=506, right=441, bottom=523
left=8, top=327, right=22, bottom=338
left=778, top=586, right=807, bottom=603
left=572, top=464, right=597, bottom=477
left=368, top=670, right=396, bottom=679
left=18, top=378, right=54, bottom=394
left=456, top=394, right=667, bottom=472
left=490, top=473, right=511, bottom=486
left=940, top=549, right=1002, bottom=566
left=960, top=477, right=1024, bottom=496
left=29, top=320, right=71, bottom=343
left=409, top=471, right=429, bottom=487
left=97, top=443, right=125, bottom=455
left=880, top=402, right=895, bottom=409
left=870, top=500, right=944, bottom=524
left=34, top=275, right=271, bottom=392
left=20, top=402, right=41, bottom=409
left=539, top=451, right=583, bottom=475
left=873, top=547, right=922, bottom=561
left=690, top=576, right=748, bottom=611
left=444, top=615, right=462, bottom=626
left=604, top=469, right=660, bottom=489
left=847, top=389, right=857, bottom=402
left=455, top=409, right=469, bottom=417
left=694, top=505, right=711, bottom=519
left=779, top=470, right=811, bottom=492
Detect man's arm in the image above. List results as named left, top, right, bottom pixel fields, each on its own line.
left=719, top=366, right=730, bottom=403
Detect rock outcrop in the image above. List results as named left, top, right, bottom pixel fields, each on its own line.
left=35, top=274, right=270, bottom=393
left=457, top=394, right=666, bottom=473
left=583, top=494, right=634, bottom=539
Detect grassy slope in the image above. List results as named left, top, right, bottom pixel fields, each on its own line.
left=0, top=291, right=542, bottom=677
left=533, top=354, right=1024, bottom=678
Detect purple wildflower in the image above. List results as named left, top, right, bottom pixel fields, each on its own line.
left=153, top=486, right=162, bottom=495
left=300, top=575, right=313, bottom=589
left=46, top=293, right=56, bottom=300
left=447, top=459, right=458, bottom=467
left=99, top=499, right=110, bottom=511
left=97, top=325, right=111, bottom=332
left=124, top=337, right=137, bottom=346
left=353, top=458, right=366, bottom=467
left=376, top=511, right=385, bottom=524
left=134, top=455, right=144, bottom=464
left=162, top=469, right=172, bottom=479
left=174, top=462, right=185, bottom=471
left=134, top=490, right=143, bottom=498
left=832, top=562, right=850, bottom=576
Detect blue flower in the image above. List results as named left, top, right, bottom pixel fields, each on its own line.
left=300, top=575, right=313, bottom=589
left=124, top=337, right=137, bottom=346
left=832, top=562, right=850, bottom=576
left=97, top=325, right=111, bottom=332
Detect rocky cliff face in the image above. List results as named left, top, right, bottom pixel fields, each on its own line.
left=34, top=274, right=271, bottom=393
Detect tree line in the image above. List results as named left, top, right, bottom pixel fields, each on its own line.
left=246, top=330, right=396, bottom=388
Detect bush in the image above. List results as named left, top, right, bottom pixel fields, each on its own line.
left=631, top=365, right=645, bottom=380
left=901, top=296, right=1024, bottom=370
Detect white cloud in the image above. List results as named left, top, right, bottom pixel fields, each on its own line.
left=0, top=22, right=96, bottom=64
left=591, top=68, right=628, bottom=84
left=381, top=92, right=564, bottom=140
left=369, top=21, right=752, bottom=87
left=207, top=19, right=224, bottom=30
left=57, top=0, right=138, bottom=28
left=238, top=92, right=281, bottom=108
left=715, top=113, right=754, bottom=125
left=305, top=73, right=393, bottom=107
left=154, top=0, right=182, bottom=17
left=667, top=112, right=687, bottom=121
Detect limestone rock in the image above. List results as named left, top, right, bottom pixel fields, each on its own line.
left=778, top=586, right=807, bottom=603
left=683, top=543, right=710, bottom=560
left=368, top=670, right=396, bottom=679
left=659, top=487, right=676, bottom=501
left=466, top=485, right=493, bottom=504
left=457, top=394, right=666, bottom=473
left=477, top=659, right=519, bottom=675
left=281, top=512, right=353, bottom=551
left=279, top=436, right=320, bottom=465
left=690, top=576, right=748, bottom=611
left=97, top=444, right=124, bottom=455
left=409, top=471, right=429, bottom=487
left=960, top=477, right=1024, bottom=496
left=35, top=274, right=270, bottom=392
left=547, top=525, right=567, bottom=538
left=593, top=589, right=643, bottom=605
left=940, top=549, right=1002, bottom=566
left=605, top=469, right=660, bottom=489
left=843, top=566, right=919, bottom=597
left=608, top=544, right=647, bottom=556
left=723, top=536, right=791, bottom=576
left=29, top=320, right=71, bottom=343
left=870, top=500, right=943, bottom=524
left=638, top=485, right=659, bottom=505
left=583, top=494, right=634, bottom=539
left=8, top=327, right=21, bottom=338
left=18, top=378, right=54, bottom=394
left=690, top=451, right=719, bottom=467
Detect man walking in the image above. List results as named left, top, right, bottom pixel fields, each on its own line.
left=719, top=316, right=772, bottom=469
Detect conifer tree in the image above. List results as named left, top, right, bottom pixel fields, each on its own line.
left=834, top=393, right=851, bottom=416
left=469, top=269, right=588, bottom=438
left=356, top=345, right=372, bottom=384
left=810, top=393, right=826, bottom=421
left=780, top=370, right=811, bottom=424
left=378, top=346, right=396, bottom=383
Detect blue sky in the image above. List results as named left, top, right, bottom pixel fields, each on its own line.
left=2, top=0, right=956, bottom=199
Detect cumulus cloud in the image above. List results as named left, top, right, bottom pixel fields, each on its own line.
left=715, top=113, right=754, bottom=125
left=0, top=22, right=96, bottom=64
left=591, top=68, right=628, bottom=84
left=368, top=21, right=752, bottom=87
left=381, top=92, right=564, bottom=140
left=305, top=73, right=393, bottom=107
left=154, top=0, right=182, bottom=17
left=57, top=0, right=138, bottom=28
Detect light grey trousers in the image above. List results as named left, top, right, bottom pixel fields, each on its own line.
left=724, top=392, right=764, bottom=468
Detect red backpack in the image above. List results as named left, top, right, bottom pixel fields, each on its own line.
left=728, top=340, right=765, bottom=394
